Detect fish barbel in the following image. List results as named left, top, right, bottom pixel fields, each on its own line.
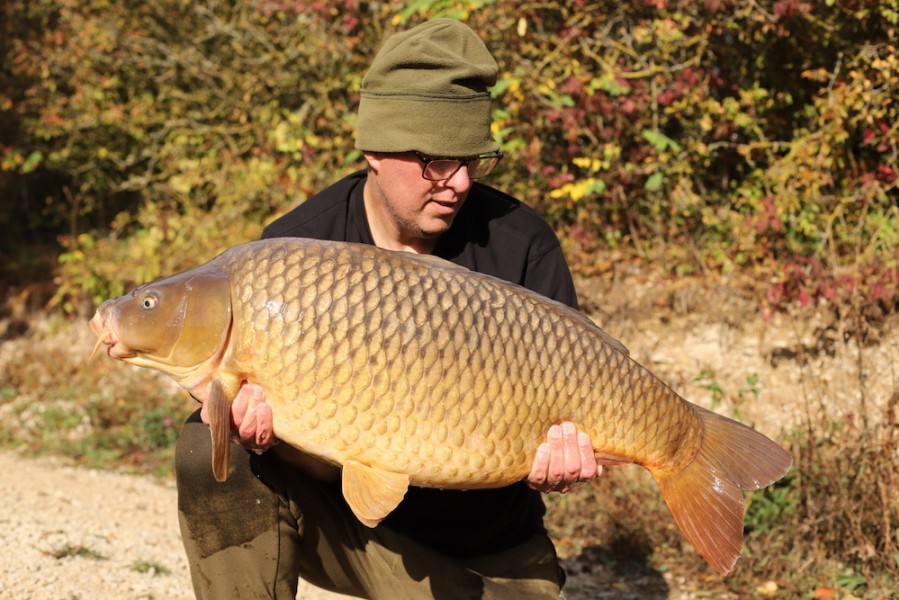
left=89, top=237, right=791, bottom=575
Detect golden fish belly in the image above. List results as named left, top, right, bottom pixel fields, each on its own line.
left=217, top=238, right=700, bottom=488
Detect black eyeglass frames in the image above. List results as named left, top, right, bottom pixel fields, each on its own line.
left=414, top=151, right=504, bottom=181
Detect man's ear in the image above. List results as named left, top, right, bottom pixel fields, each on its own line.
left=363, top=151, right=380, bottom=172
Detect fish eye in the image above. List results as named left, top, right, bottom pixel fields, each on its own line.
left=141, top=294, right=159, bottom=310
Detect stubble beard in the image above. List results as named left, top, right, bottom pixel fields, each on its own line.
left=385, top=194, right=456, bottom=242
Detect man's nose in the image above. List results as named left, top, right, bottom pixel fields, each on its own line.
left=445, top=163, right=473, bottom=191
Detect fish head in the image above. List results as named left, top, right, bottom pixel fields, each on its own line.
left=89, top=265, right=233, bottom=388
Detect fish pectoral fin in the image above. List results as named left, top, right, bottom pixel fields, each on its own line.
left=341, top=460, right=410, bottom=528
left=594, top=451, right=635, bottom=466
left=207, top=377, right=233, bottom=483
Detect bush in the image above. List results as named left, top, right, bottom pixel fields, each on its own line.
left=2, top=0, right=380, bottom=308
left=2, top=0, right=895, bottom=312
left=473, top=1, right=897, bottom=305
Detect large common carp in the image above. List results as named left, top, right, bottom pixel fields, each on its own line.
left=89, top=237, right=791, bottom=575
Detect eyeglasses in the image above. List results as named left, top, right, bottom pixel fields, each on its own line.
left=414, top=151, right=504, bottom=181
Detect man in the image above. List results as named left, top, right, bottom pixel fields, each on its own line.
left=175, top=18, right=600, bottom=599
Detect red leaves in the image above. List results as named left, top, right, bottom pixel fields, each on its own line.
left=773, top=0, right=812, bottom=19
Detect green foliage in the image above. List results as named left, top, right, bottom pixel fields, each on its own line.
left=0, top=312, right=192, bottom=476
left=1, top=0, right=895, bottom=313
left=471, top=1, right=897, bottom=308
left=744, top=470, right=799, bottom=536
left=692, top=368, right=760, bottom=420
left=693, top=368, right=726, bottom=411
left=48, top=544, right=106, bottom=561
left=132, top=559, right=172, bottom=576
left=738, top=391, right=899, bottom=598
left=2, top=0, right=378, bottom=307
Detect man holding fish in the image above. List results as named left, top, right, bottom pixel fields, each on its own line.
left=175, top=18, right=600, bottom=599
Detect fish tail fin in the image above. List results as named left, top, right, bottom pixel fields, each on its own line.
left=654, top=405, right=792, bottom=575
left=207, top=377, right=233, bottom=482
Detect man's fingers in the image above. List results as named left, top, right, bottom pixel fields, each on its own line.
left=237, top=402, right=257, bottom=441
left=527, top=443, right=550, bottom=488
left=545, top=424, right=566, bottom=486
left=577, top=431, right=598, bottom=480
left=236, top=384, right=264, bottom=442
left=561, top=421, right=582, bottom=480
left=255, top=402, right=274, bottom=447
left=527, top=423, right=601, bottom=493
left=231, top=390, right=250, bottom=428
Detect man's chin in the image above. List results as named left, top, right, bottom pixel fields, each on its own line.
left=420, top=221, right=454, bottom=239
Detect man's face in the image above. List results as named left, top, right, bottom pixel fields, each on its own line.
left=364, top=152, right=474, bottom=244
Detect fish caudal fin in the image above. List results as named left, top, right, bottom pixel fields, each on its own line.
left=655, top=406, right=792, bottom=575
left=207, top=377, right=232, bottom=482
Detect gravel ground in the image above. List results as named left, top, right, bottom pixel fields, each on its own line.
left=0, top=450, right=349, bottom=600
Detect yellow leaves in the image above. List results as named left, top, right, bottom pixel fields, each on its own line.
left=169, top=174, right=192, bottom=196
left=549, top=147, right=622, bottom=202
left=537, top=78, right=556, bottom=97
left=304, top=133, right=321, bottom=148
left=870, top=50, right=898, bottom=76
left=572, top=157, right=602, bottom=172
left=272, top=118, right=302, bottom=154
left=573, top=145, right=620, bottom=173
left=802, top=67, right=831, bottom=82
left=632, top=24, right=653, bottom=47
left=494, top=72, right=524, bottom=106
left=517, top=17, right=527, bottom=37
left=652, top=18, right=687, bottom=45
left=549, top=177, right=605, bottom=202
left=755, top=580, right=780, bottom=596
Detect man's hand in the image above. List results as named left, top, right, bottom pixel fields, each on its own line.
left=199, top=382, right=340, bottom=481
left=200, top=382, right=277, bottom=454
left=526, top=422, right=600, bottom=493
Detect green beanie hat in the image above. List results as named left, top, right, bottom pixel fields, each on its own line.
left=355, top=19, right=500, bottom=158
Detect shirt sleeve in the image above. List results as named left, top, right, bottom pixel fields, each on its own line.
left=523, top=243, right=580, bottom=310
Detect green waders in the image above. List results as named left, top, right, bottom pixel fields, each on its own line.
left=175, top=417, right=565, bottom=599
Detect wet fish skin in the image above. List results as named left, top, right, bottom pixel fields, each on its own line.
left=89, top=237, right=792, bottom=575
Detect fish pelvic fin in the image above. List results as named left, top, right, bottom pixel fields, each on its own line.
left=342, top=460, right=410, bottom=527
left=207, top=377, right=233, bottom=482
left=655, top=405, right=792, bottom=576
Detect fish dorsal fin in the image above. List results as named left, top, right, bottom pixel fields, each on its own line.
left=341, top=460, right=410, bottom=527
left=389, top=250, right=471, bottom=272
left=207, top=376, right=233, bottom=482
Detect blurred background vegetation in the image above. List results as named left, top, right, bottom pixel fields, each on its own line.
left=2, top=0, right=895, bottom=311
left=1, top=0, right=897, bottom=597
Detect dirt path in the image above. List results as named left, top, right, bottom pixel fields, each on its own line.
left=0, top=450, right=349, bottom=600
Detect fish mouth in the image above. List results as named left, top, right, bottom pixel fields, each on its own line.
left=88, top=312, right=136, bottom=360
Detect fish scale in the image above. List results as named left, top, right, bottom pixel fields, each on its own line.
left=90, top=237, right=791, bottom=575
left=215, top=239, right=693, bottom=485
